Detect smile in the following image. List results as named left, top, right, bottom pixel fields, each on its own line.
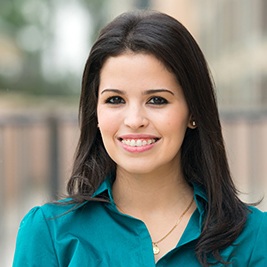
left=120, top=139, right=158, bottom=147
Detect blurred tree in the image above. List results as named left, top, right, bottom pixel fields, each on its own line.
left=135, top=0, right=151, bottom=9
left=0, top=0, right=107, bottom=96
left=81, top=0, right=108, bottom=40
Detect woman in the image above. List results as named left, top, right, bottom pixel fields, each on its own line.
left=13, top=11, right=267, bottom=266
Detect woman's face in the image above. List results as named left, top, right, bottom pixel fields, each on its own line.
left=97, top=52, right=191, bottom=176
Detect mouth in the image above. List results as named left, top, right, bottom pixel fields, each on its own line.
left=118, top=138, right=160, bottom=147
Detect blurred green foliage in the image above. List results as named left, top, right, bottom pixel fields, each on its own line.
left=0, top=0, right=107, bottom=96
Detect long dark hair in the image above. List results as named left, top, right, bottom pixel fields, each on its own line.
left=67, top=10, right=247, bottom=266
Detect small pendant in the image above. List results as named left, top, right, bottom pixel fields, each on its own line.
left=152, top=243, right=160, bottom=255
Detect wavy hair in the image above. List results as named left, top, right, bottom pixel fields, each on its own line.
left=67, top=11, right=247, bottom=266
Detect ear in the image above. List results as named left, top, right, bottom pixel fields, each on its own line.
left=188, top=115, right=197, bottom=129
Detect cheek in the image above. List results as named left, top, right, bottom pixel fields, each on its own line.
left=97, top=106, right=107, bottom=126
left=97, top=108, right=118, bottom=138
left=156, top=110, right=189, bottom=132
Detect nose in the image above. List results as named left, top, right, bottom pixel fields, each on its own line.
left=124, top=105, right=149, bottom=129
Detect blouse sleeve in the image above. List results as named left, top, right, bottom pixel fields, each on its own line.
left=249, top=212, right=267, bottom=266
left=13, top=207, right=58, bottom=267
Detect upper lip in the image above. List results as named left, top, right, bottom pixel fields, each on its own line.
left=118, top=134, right=160, bottom=141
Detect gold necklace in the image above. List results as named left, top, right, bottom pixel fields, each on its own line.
left=152, top=197, right=194, bottom=255
left=115, top=197, right=194, bottom=255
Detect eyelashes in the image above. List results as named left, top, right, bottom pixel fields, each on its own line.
left=104, top=96, right=169, bottom=105
left=147, top=96, right=168, bottom=105
left=105, top=96, right=125, bottom=104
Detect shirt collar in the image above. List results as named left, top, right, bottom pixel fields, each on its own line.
left=92, top=175, right=115, bottom=203
left=192, top=182, right=208, bottom=204
left=192, top=183, right=207, bottom=223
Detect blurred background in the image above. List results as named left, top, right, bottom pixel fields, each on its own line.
left=1, top=0, right=267, bottom=265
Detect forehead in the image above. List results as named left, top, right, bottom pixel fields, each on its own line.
left=98, top=52, right=186, bottom=100
left=100, top=53, right=176, bottom=84
left=100, top=52, right=176, bottom=80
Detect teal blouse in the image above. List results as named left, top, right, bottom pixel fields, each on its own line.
left=13, top=178, right=267, bottom=266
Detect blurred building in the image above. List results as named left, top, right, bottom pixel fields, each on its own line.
left=153, top=0, right=267, bottom=111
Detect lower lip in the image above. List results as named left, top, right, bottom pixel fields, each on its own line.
left=120, top=141, right=156, bottom=153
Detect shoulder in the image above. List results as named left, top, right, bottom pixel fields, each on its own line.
left=220, top=206, right=267, bottom=265
left=13, top=204, right=69, bottom=266
left=246, top=206, right=267, bottom=228
left=40, top=199, right=88, bottom=218
left=232, top=206, right=267, bottom=249
left=18, top=199, right=91, bottom=234
left=28, top=198, right=108, bottom=223
left=242, top=206, right=267, bottom=239
left=244, top=206, right=267, bottom=265
left=13, top=200, right=105, bottom=266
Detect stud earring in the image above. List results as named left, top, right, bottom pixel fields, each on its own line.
left=192, top=121, right=196, bottom=127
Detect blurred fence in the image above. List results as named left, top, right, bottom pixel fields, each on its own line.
left=221, top=111, right=267, bottom=206
left=0, top=110, right=267, bottom=266
left=0, top=111, right=79, bottom=267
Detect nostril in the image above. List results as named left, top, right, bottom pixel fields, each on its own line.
left=124, top=115, right=149, bottom=129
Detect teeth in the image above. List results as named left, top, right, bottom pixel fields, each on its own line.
left=121, top=139, right=156, bottom=147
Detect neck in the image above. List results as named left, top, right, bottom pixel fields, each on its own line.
left=112, top=167, right=193, bottom=216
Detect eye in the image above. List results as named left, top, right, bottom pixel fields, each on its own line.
left=147, top=96, right=168, bottom=105
left=105, top=96, right=125, bottom=104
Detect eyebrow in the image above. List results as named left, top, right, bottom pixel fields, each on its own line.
left=100, top=88, right=174, bottom=95
left=144, top=89, right=174, bottom=95
left=100, top=89, right=124, bottom=95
